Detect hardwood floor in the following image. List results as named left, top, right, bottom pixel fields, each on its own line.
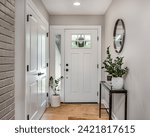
left=41, top=103, right=109, bottom=120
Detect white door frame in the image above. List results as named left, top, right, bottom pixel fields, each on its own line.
left=50, top=25, right=101, bottom=102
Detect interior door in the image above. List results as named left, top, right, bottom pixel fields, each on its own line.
left=26, top=6, right=48, bottom=120
left=65, top=29, right=98, bottom=102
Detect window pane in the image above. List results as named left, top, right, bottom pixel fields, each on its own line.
left=85, top=41, right=91, bottom=48
left=72, top=41, right=78, bottom=48
left=55, top=34, right=61, bottom=81
left=72, top=35, right=78, bottom=41
left=85, top=35, right=91, bottom=41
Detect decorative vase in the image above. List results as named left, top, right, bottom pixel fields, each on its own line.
left=112, top=77, right=124, bottom=89
left=50, top=94, right=60, bottom=107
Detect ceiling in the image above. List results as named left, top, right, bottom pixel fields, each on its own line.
left=42, top=0, right=112, bottom=15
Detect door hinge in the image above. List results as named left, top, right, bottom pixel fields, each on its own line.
left=97, top=64, right=99, bottom=69
left=27, top=114, right=30, bottom=120
left=27, top=15, right=29, bottom=22
left=27, top=65, right=29, bottom=72
left=97, top=36, right=99, bottom=41
left=46, top=63, right=49, bottom=67
left=46, top=92, right=49, bottom=97
left=46, top=33, right=49, bottom=37
left=97, top=92, right=98, bottom=96
left=27, top=14, right=32, bottom=22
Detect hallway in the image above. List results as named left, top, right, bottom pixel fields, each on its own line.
left=1, top=0, right=150, bottom=120
left=41, top=104, right=109, bottom=120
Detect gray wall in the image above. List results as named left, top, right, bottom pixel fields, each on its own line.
left=104, top=0, right=150, bottom=119
left=50, top=15, right=104, bottom=26
left=32, top=0, right=49, bottom=22
left=0, top=0, right=15, bottom=120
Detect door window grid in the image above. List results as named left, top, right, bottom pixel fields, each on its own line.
left=71, top=34, right=91, bottom=48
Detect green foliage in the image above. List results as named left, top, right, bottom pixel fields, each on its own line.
left=49, top=76, right=63, bottom=95
left=102, top=47, right=128, bottom=77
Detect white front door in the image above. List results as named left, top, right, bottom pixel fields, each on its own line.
left=65, top=29, right=98, bottom=102
left=26, top=6, right=48, bottom=120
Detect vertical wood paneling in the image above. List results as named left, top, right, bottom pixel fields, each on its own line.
left=0, top=0, right=15, bottom=120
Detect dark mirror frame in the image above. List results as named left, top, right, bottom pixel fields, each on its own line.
left=113, top=19, right=126, bottom=53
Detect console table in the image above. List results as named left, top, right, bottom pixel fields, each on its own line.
left=99, top=81, right=128, bottom=120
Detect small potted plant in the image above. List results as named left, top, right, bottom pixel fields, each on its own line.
left=49, top=76, right=63, bottom=107
left=102, top=47, right=128, bottom=89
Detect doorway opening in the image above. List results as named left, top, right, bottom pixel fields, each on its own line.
left=50, top=26, right=101, bottom=103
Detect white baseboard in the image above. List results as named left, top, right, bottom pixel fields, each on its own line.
left=101, top=99, right=118, bottom=120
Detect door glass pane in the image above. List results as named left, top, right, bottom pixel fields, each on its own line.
left=72, top=41, right=77, bottom=48
left=55, top=34, right=62, bottom=91
left=71, top=34, right=91, bottom=48
left=85, top=41, right=91, bottom=48
left=78, top=35, right=85, bottom=47
left=72, top=35, right=78, bottom=41
left=85, top=35, right=91, bottom=41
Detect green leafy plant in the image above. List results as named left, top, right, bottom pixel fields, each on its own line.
left=102, top=47, right=128, bottom=77
left=49, top=76, right=63, bottom=95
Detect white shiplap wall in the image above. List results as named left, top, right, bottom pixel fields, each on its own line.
left=0, top=0, right=15, bottom=120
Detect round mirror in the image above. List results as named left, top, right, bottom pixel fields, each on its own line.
left=113, top=19, right=126, bottom=53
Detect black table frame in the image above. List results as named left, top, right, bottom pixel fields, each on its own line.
left=99, top=81, right=128, bottom=120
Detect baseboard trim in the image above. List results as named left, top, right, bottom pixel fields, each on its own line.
left=101, top=99, right=118, bottom=120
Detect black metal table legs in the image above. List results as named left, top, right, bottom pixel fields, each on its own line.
left=99, top=83, right=101, bottom=118
left=99, top=81, right=128, bottom=120
left=109, top=93, right=112, bottom=120
left=125, top=93, right=127, bottom=120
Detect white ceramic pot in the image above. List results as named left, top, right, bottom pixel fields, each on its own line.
left=50, top=95, right=60, bottom=107
left=112, top=77, right=124, bottom=89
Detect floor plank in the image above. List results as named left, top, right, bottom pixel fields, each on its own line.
left=41, top=103, right=109, bottom=120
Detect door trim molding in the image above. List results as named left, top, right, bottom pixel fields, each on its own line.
left=27, top=0, right=49, bottom=27
left=50, top=25, right=101, bottom=103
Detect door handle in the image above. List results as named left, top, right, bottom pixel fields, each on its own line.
left=38, top=72, right=44, bottom=76
left=33, top=72, right=44, bottom=76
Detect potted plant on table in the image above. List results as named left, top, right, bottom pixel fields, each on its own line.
left=102, top=47, right=128, bottom=89
left=49, top=76, right=63, bottom=107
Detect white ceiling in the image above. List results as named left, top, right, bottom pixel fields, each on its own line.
left=42, top=0, right=112, bottom=15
